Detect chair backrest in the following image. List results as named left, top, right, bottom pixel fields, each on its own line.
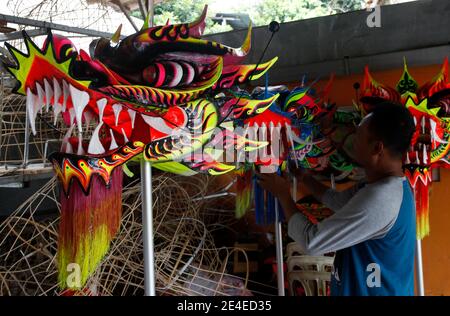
left=286, top=242, right=304, bottom=257
left=288, top=271, right=331, bottom=296
left=287, top=255, right=334, bottom=273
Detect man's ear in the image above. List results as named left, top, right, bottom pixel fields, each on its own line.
left=372, top=141, right=384, bottom=156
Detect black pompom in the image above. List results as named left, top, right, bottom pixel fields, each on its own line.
left=268, top=21, right=280, bottom=33
left=353, top=82, right=360, bottom=90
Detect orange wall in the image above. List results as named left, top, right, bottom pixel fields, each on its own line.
left=297, top=63, right=450, bottom=295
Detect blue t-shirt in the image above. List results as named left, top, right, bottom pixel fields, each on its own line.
left=330, top=180, right=416, bottom=295
left=288, top=176, right=416, bottom=296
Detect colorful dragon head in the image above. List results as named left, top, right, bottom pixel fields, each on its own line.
left=2, top=7, right=285, bottom=290
left=359, top=58, right=450, bottom=238
left=3, top=7, right=281, bottom=189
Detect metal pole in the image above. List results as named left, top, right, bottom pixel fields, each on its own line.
left=138, top=0, right=147, bottom=20
left=118, top=1, right=139, bottom=32
left=0, top=13, right=124, bottom=39
left=411, top=187, right=425, bottom=296
left=23, top=95, right=30, bottom=169
left=141, top=160, right=155, bottom=296
left=274, top=201, right=285, bottom=296
left=416, top=239, right=425, bottom=296
left=147, top=0, right=155, bottom=28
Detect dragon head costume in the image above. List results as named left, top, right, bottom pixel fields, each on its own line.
left=359, top=58, right=450, bottom=239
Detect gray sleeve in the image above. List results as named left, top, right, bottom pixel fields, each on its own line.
left=288, top=178, right=403, bottom=255
left=320, top=182, right=364, bottom=212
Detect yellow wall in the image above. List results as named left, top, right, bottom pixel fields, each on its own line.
left=290, top=63, right=450, bottom=295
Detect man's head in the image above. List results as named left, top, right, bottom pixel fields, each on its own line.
left=352, top=102, right=415, bottom=171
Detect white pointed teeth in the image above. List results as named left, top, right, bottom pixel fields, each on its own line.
left=87, top=122, right=106, bottom=155
left=53, top=78, right=61, bottom=106
left=52, top=79, right=62, bottom=124
left=121, top=128, right=129, bottom=142
left=422, top=144, right=428, bottom=164
left=109, top=129, right=118, bottom=150
left=65, top=142, right=74, bottom=154
left=69, top=84, right=90, bottom=133
left=62, top=80, right=70, bottom=112
left=96, top=98, right=107, bottom=123
left=53, top=103, right=62, bottom=125
left=35, top=82, right=45, bottom=114
left=112, top=103, right=123, bottom=126
left=69, top=108, right=75, bottom=126
left=77, top=133, right=85, bottom=155
left=61, top=124, right=75, bottom=152
left=43, top=78, right=53, bottom=112
left=26, top=88, right=39, bottom=135
left=63, top=124, right=75, bottom=141
left=24, top=79, right=139, bottom=155
left=127, top=108, right=136, bottom=128
left=405, top=152, right=411, bottom=164
left=141, top=114, right=173, bottom=134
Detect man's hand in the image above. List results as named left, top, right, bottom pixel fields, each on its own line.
left=291, top=166, right=309, bottom=183
left=255, top=171, right=291, bottom=200
left=255, top=170, right=298, bottom=221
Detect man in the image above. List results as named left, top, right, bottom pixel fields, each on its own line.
left=257, top=102, right=417, bottom=296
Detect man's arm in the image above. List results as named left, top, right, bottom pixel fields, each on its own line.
left=286, top=184, right=400, bottom=255
left=257, top=172, right=401, bottom=255
left=298, top=172, right=362, bottom=212
left=299, top=173, right=329, bottom=201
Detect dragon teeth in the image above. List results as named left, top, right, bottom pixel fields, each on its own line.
left=69, top=108, right=75, bottom=126
left=36, top=82, right=45, bottom=114
left=65, top=142, right=74, bottom=154
left=53, top=78, right=61, bottom=106
left=43, top=78, right=53, bottom=112
left=53, top=103, right=62, bottom=125
left=62, top=80, right=70, bottom=112
left=77, top=133, right=85, bottom=155
left=87, top=122, right=106, bottom=155
left=96, top=98, right=107, bottom=123
left=122, top=128, right=129, bottom=142
left=69, top=84, right=90, bottom=133
left=109, top=129, right=118, bottom=150
left=26, top=88, right=40, bottom=135
left=260, top=123, right=267, bottom=142
left=61, top=124, right=75, bottom=152
left=423, top=144, right=428, bottom=164
left=52, top=78, right=62, bottom=124
left=141, top=114, right=173, bottom=135
left=127, top=108, right=136, bottom=129
left=112, top=103, right=122, bottom=126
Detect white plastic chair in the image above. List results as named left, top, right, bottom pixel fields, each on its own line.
left=287, top=255, right=334, bottom=273
left=288, top=271, right=331, bottom=296
left=286, top=242, right=305, bottom=257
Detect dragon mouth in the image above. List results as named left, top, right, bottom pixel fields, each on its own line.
left=25, top=76, right=187, bottom=159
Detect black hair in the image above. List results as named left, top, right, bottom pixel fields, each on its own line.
left=367, top=101, right=415, bottom=158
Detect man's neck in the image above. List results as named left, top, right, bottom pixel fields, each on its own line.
left=365, top=165, right=404, bottom=184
